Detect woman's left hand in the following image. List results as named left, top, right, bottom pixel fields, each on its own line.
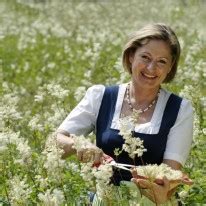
left=131, top=176, right=173, bottom=204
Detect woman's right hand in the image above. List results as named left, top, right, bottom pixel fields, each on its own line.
left=56, top=130, right=104, bottom=164
left=76, top=143, right=103, bottom=165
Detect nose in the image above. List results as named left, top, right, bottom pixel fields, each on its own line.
left=146, top=60, right=156, bottom=71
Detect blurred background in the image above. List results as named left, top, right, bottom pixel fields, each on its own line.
left=1, top=0, right=206, bottom=205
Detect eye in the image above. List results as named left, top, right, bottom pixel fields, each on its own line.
left=159, top=59, right=167, bottom=64
left=141, top=55, right=150, bottom=61
left=158, top=59, right=167, bottom=64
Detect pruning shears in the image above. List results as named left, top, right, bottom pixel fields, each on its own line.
left=93, top=154, right=135, bottom=171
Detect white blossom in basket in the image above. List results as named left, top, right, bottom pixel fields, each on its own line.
left=135, top=163, right=182, bottom=180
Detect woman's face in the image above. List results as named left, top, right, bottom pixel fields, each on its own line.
left=129, top=39, right=173, bottom=90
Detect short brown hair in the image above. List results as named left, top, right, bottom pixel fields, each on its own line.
left=122, top=23, right=181, bottom=83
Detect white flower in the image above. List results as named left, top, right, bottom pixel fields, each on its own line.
left=35, top=175, right=48, bottom=189
left=46, top=83, right=69, bottom=99
left=0, top=93, right=22, bottom=121
left=80, top=162, right=95, bottom=188
left=9, top=175, right=32, bottom=205
left=178, top=190, right=188, bottom=199
left=72, top=134, right=93, bottom=151
left=15, top=139, right=32, bottom=165
left=118, top=114, right=146, bottom=159
left=34, top=94, right=44, bottom=102
left=92, top=164, right=113, bottom=199
left=42, top=133, right=65, bottom=180
left=95, top=183, right=114, bottom=200
left=23, top=61, right=30, bottom=71
left=129, top=201, right=140, bottom=206
left=202, top=128, right=206, bottom=135
left=93, top=164, right=113, bottom=185
left=0, top=130, right=21, bottom=152
left=28, top=114, right=44, bottom=131
left=38, top=188, right=65, bottom=206
left=80, top=162, right=113, bottom=199
left=134, top=163, right=182, bottom=180
left=47, top=106, right=66, bottom=129
left=52, top=189, right=65, bottom=204
left=74, top=86, right=86, bottom=101
left=118, top=116, right=134, bottom=136
left=66, top=162, right=79, bottom=172
left=0, top=129, right=32, bottom=165
left=47, top=62, right=56, bottom=69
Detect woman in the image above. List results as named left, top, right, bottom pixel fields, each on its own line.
left=56, top=23, right=193, bottom=204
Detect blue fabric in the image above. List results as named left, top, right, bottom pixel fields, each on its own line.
left=96, top=85, right=182, bottom=185
left=88, top=191, right=95, bottom=203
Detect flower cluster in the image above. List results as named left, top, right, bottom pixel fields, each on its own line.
left=134, top=163, right=182, bottom=180
left=0, top=129, right=32, bottom=165
left=80, top=162, right=114, bottom=201
left=80, top=162, right=95, bottom=189
left=1, top=0, right=205, bottom=204
left=9, top=176, right=32, bottom=205
left=72, top=134, right=114, bottom=200
left=42, top=133, right=65, bottom=180
left=72, top=134, right=93, bottom=151
left=93, top=164, right=113, bottom=199
left=118, top=112, right=147, bottom=159
left=0, top=93, right=22, bottom=122
left=38, top=188, right=65, bottom=206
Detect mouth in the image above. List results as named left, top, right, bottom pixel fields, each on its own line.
left=141, top=72, right=157, bottom=79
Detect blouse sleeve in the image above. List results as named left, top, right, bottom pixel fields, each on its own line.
left=163, top=98, right=194, bottom=166
left=57, top=85, right=105, bottom=136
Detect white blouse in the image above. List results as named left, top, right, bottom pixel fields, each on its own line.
left=58, top=83, right=194, bottom=165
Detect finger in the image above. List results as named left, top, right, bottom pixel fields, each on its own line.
left=131, top=178, right=150, bottom=189
left=167, top=186, right=177, bottom=198
left=131, top=178, right=144, bottom=190
left=77, top=149, right=91, bottom=162
left=181, top=175, right=193, bottom=185
left=154, top=178, right=164, bottom=185
left=141, top=189, right=155, bottom=202
left=77, top=150, right=83, bottom=161
left=182, top=178, right=193, bottom=185
left=93, top=149, right=103, bottom=164
left=131, top=168, right=138, bottom=178
left=82, top=152, right=89, bottom=162
left=162, top=176, right=170, bottom=190
left=138, top=179, right=154, bottom=189
left=131, top=178, right=139, bottom=186
left=182, top=172, right=189, bottom=179
left=103, top=154, right=114, bottom=163
left=131, top=179, right=157, bottom=202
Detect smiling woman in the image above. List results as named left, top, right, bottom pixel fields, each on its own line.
left=129, top=39, right=173, bottom=90
left=123, top=23, right=181, bottom=83
left=56, top=23, right=193, bottom=205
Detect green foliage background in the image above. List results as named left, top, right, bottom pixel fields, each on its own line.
left=0, top=0, right=206, bottom=205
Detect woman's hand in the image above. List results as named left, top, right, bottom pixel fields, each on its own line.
left=131, top=176, right=172, bottom=204
left=56, top=130, right=104, bottom=164
left=76, top=144, right=103, bottom=165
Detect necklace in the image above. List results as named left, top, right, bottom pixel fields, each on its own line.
left=126, top=83, right=160, bottom=114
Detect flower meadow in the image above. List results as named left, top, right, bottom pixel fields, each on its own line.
left=0, top=0, right=206, bottom=205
